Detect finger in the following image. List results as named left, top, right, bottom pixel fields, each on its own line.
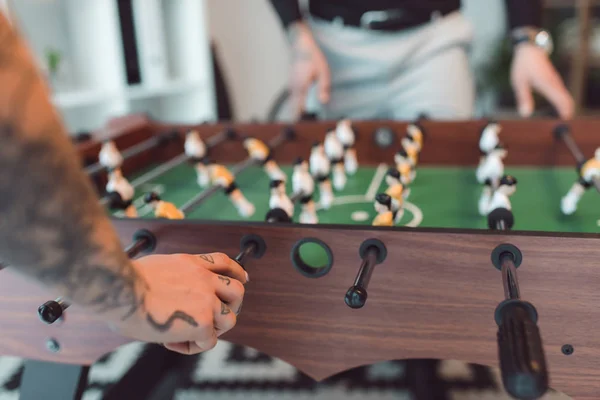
left=214, top=300, right=237, bottom=336
left=512, top=77, right=534, bottom=118
left=291, top=82, right=309, bottom=119
left=317, top=62, right=331, bottom=104
left=532, top=71, right=574, bottom=120
left=214, top=274, right=245, bottom=315
left=163, top=337, right=217, bottom=355
left=195, top=252, right=248, bottom=283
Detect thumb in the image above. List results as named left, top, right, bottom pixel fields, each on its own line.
left=513, top=78, right=534, bottom=118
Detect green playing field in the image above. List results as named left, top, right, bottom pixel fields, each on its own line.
left=121, top=163, right=599, bottom=234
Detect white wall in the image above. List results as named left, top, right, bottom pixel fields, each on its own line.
left=207, top=0, right=508, bottom=121
left=207, top=0, right=290, bottom=121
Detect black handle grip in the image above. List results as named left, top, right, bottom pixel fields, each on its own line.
left=496, top=301, right=548, bottom=400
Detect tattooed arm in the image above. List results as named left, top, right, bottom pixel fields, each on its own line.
left=0, top=14, right=246, bottom=354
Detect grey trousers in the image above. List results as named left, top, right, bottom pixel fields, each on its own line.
left=306, top=11, right=475, bottom=120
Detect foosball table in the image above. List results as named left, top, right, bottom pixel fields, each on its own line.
left=1, top=114, right=599, bottom=399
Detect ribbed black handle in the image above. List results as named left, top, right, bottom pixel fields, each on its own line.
left=497, top=301, right=548, bottom=400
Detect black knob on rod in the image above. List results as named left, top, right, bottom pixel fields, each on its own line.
left=38, top=298, right=69, bottom=324
left=234, top=234, right=267, bottom=269
left=37, top=230, right=157, bottom=324
left=345, top=239, right=387, bottom=309
left=492, top=245, right=548, bottom=400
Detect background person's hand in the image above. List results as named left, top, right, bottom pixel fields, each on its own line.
left=288, top=22, right=331, bottom=118
left=511, top=43, right=575, bottom=120
left=107, top=253, right=247, bottom=355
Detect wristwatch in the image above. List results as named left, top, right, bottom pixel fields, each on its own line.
left=511, top=27, right=553, bottom=55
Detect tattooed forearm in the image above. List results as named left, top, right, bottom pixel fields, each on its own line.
left=0, top=14, right=146, bottom=321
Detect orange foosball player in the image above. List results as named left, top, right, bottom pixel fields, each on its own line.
left=144, top=192, right=185, bottom=220
left=206, top=161, right=255, bottom=218
left=244, top=138, right=286, bottom=181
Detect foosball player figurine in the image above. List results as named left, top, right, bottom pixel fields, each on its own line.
left=336, top=119, right=358, bottom=175
left=105, top=168, right=137, bottom=218
left=292, top=158, right=318, bottom=224
left=372, top=193, right=394, bottom=227
left=206, top=160, right=256, bottom=218
left=309, top=141, right=334, bottom=209
left=385, top=168, right=408, bottom=223
left=477, top=144, right=507, bottom=216
left=479, top=120, right=501, bottom=155
left=184, top=130, right=210, bottom=187
left=401, top=134, right=420, bottom=167
left=243, top=137, right=286, bottom=181
left=394, top=148, right=416, bottom=184
left=406, top=122, right=425, bottom=152
left=99, top=140, right=123, bottom=171
left=144, top=192, right=185, bottom=220
left=324, top=130, right=347, bottom=191
left=486, top=175, right=517, bottom=231
left=561, top=147, right=600, bottom=215
left=269, top=179, right=294, bottom=220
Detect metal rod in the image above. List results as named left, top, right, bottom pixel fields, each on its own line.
left=561, top=130, right=586, bottom=164
left=86, top=135, right=167, bottom=176
left=179, top=157, right=259, bottom=214
left=354, top=248, right=379, bottom=289
left=99, top=129, right=232, bottom=206
left=558, top=126, right=600, bottom=193
left=125, top=236, right=150, bottom=259
left=179, top=131, right=290, bottom=214
left=235, top=242, right=257, bottom=266
left=500, top=253, right=520, bottom=300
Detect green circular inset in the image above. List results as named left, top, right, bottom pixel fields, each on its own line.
left=291, top=238, right=334, bottom=278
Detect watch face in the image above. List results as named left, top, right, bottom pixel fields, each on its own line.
left=535, top=30, right=553, bottom=54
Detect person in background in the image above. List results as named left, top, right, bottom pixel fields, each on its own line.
left=0, top=13, right=245, bottom=355
left=270, top=0, right=574, bottom=121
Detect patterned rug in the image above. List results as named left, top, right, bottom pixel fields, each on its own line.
left=0, top=342, right=571, bottom=399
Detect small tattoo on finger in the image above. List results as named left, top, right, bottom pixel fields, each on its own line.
left=218, top=275, right=231, bottom=285
left=199, top=254, right=215, bottom=264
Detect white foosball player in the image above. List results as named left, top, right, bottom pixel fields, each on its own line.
left=324, top=130, right=347, bottom=191
left=487, top=175, right=518, bottom=215
left=476, top=145, right=507, bottom=216
left=99, top=141, right=123, bottom=171
left=105, top=168, right=137, bottom=218
left=479, top=121, right=502, bottom=155
left=561, top=148, right=600, bottom=215
left=309, top=141, right=334, bottom=210
left=336, top=119, right=358, bottom=175
left=292, top=158, right=318, bottom=224
left=269, top=179, right=294, bottom=219
left=185, top=130, right=210, bottom=187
